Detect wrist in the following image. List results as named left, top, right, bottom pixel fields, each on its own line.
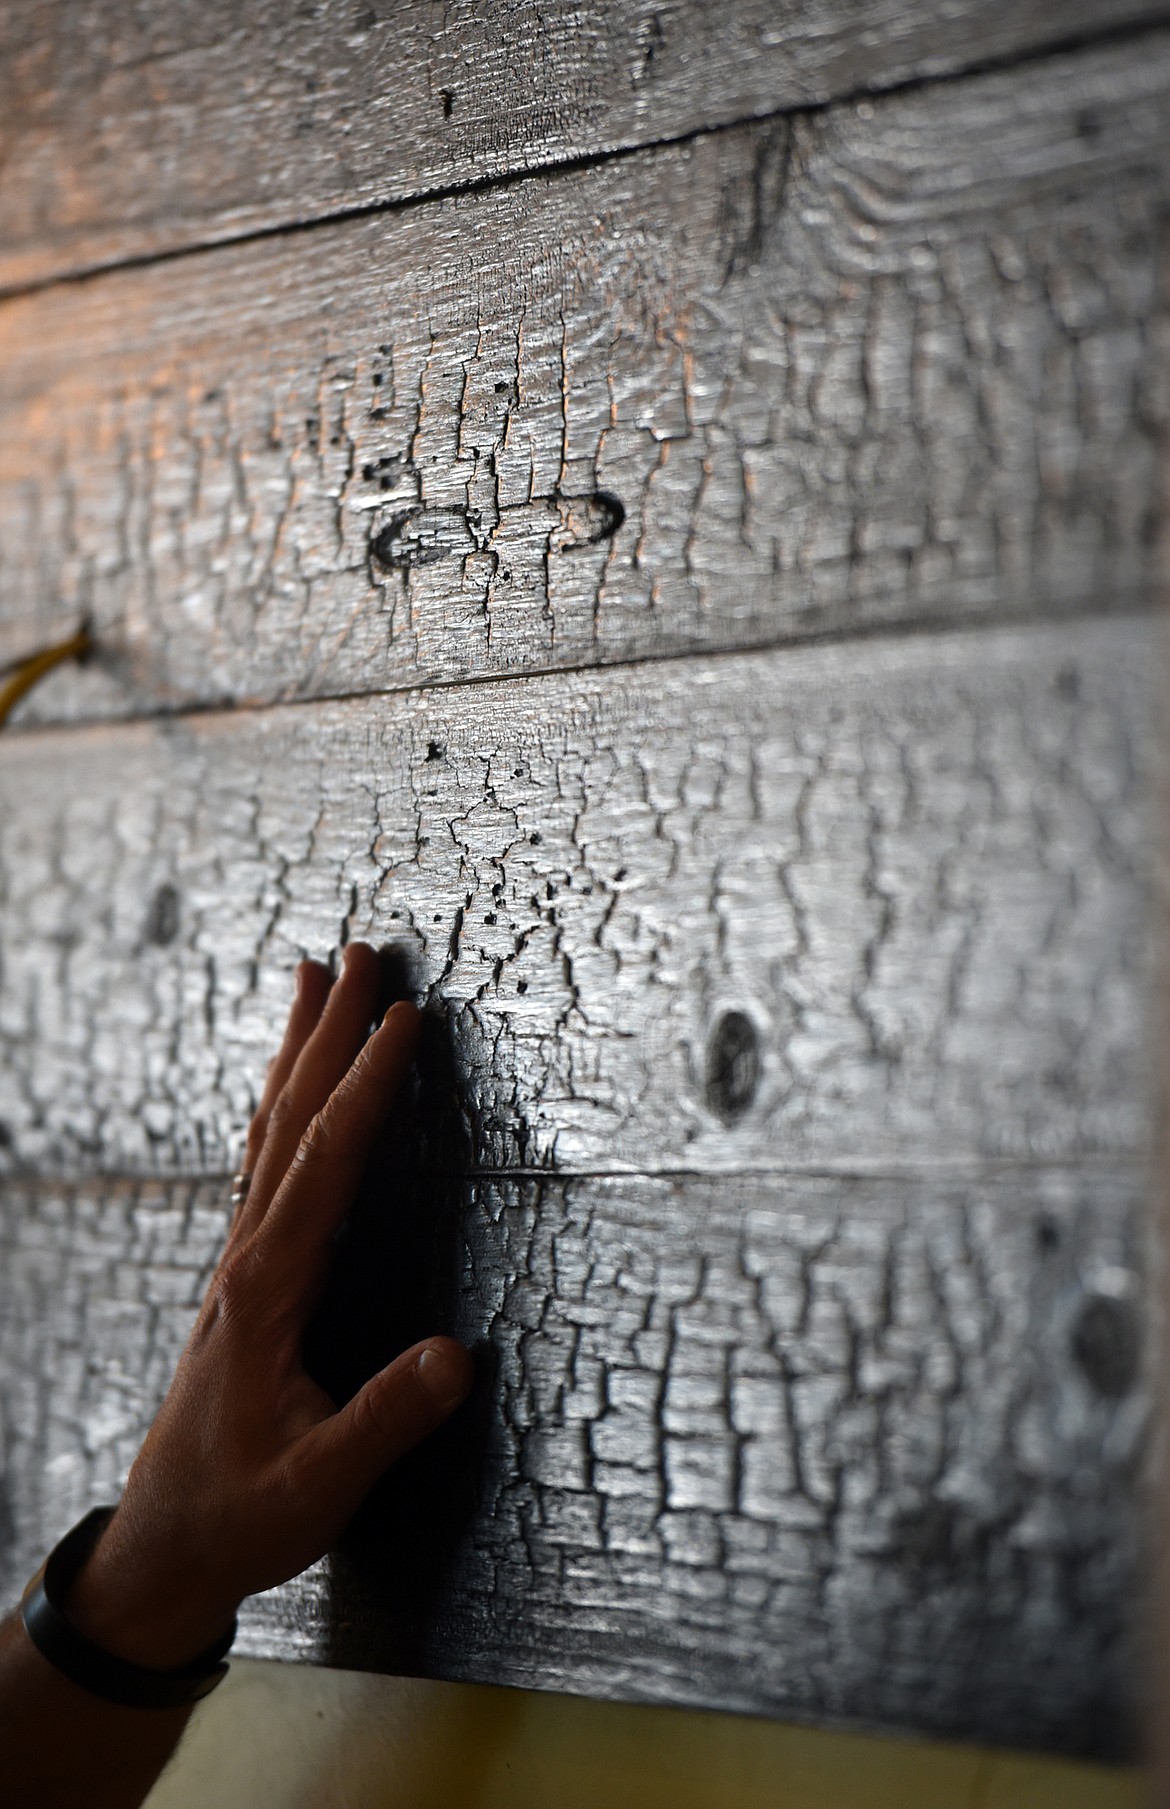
left=65, top=1511, right=239, bottom=1671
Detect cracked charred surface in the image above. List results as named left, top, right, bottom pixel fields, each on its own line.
left=1, top=1, right=1164, bottom=290
left=0, top=1166, right=1148, bottom=1755
left=0, top=15, right=1161, bottom=1758
left=0, top=618, right=1154, bottom=1181
left=1, top=36, right=1168, bottom=722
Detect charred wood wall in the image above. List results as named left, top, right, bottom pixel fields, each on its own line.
left=0, top=0, right=1165, bottom=1758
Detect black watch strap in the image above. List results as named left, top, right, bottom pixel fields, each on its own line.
left=21, top=1507, right=236, bottom=1709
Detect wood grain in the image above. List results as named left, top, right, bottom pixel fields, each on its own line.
left=1, top=1, right=1164, bottom=291
left=0, top=1163, right=1147, bottom=1754
left=0, top=617, right=1154, bottom=1182
left=0, top=11, right=1161, bottom=1756
left=1, top=35, right=1167, bottom=723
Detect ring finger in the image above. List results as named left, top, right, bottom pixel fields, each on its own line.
left=242, top=960, right=335, bottom=1174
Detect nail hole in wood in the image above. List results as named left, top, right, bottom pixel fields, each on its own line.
left=370, top=507, right=468, bottom=572
left=584, top=490, right=625, bottom=543
left=556, top=489, right=626, bottom=548
left=894, top=1498, right=959, bottom=1569
left=705, top=1010, right=760, bottom=1124
left=1071, top=1292, right=1139, bottom=1397
left=145, top=882, right=180, bottom=948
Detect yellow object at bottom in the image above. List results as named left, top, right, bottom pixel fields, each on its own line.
left=146, top=1659, right=1141, bottom=1809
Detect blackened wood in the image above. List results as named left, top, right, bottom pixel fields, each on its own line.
left=0, top=1, right=1165, bottom=290
left=0, top=1165, right=1147, bottom=1755
left=0, top=13, right=1161, bottom=1755
left=0, top=36, right=1167, bottom=722
left=0, top=618, right=1154, bottom=1183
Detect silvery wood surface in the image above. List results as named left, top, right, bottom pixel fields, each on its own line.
left=0, top=618, right=1155, bottom=1183
left=0, top=1167, right=1148, bottom=1755
left=0, top=0, right=1164, bottom=290
left=0, top=35, right=1166, bottom=720
left=0, top=16, right=1162, bottom=1759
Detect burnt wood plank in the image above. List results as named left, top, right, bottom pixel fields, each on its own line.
left=1, top=35, right=1167, bottom=723
left=0, top=617, right=1154, bottom=1181
left=1, top=2, right=1164, bottom=290
left=0, top=1164, right=1147, bottom=1754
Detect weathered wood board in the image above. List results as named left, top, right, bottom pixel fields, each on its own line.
left=0, top=9, right=1161, bottom=1763
left=1, top=1, right=1164, bottom=291
left=0, top=1165, right=1148, bottom=1755
left=0, top=616, right=1155, bottom=1181
left=1, top=35, right=1167, bottom=722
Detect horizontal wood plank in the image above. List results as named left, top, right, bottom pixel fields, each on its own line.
left=1, top=35, right=1167, bottom=722
left=1, top=2, right=1164, bottom=290
left=0, top=617, right=1154, bottom=1181
left=0, top=1163, right=1146, bottom=1753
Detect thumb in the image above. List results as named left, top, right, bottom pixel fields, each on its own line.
left=304, top=1336, right=474, bottom=1518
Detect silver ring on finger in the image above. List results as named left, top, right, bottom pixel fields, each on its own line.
left=230, top=1170, right=253, bottom=1211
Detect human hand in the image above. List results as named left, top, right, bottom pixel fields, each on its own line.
left=64, top=943, right=472, bottom=1669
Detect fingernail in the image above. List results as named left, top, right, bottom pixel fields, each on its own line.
left=416, top=1341, right=471, bottom=1408
left=382, top=999, right=420, bottom=1030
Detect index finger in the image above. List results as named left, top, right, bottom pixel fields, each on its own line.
left=252, top=999, right=423, bottom=1314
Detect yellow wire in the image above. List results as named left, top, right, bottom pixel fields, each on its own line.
left=0, top=630, right=92, bottom=730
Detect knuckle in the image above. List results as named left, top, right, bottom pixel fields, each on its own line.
left=337, top=1044, right=382, bottom=1118
left=297, top=1104, right=338, bottom=1163
left=205, top=1242, right=296, bottom=1347
left=207, top=1247, right=260, bottom=1322
left=266, top=1086, right=303, bottom=1141
left=355, top=1381, right=396, bottom=1447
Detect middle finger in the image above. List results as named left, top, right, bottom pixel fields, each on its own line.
left=234, top=941, right=385, bottom=1241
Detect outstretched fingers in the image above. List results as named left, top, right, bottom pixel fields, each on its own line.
left=235, top=941, right=385, bottom=1242
left=253, top=997, right=423, bottom=1310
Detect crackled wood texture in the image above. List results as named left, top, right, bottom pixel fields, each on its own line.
left=1, top=0, right=1166, bottom=290
left=0, top=619, right=1155, bottom=1182
left=0, top=13, right=1162, bottom=1762
left=1, top=35, right=1168, bottom=721
left=0, top=1167, right=1149, bottom=1755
